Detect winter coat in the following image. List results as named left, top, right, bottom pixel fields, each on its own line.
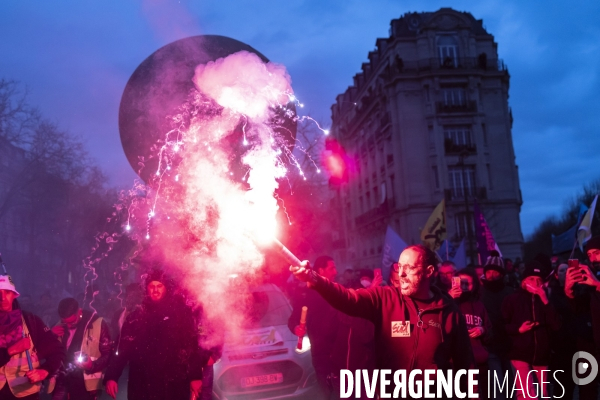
left=103, top=294, right=205, bottom=400
left=330, top=312, right=375, bottom=372
left=0, top=311, right=65, bottom=375
left=311, top=275, right=474, bottom=373
left=481, top=280, right=514, bottom=356
left=456, top=296, right=493, bottom=364
left=288, top=288, right=338, bottom=375
left=501, top=289, right=561, bottom=365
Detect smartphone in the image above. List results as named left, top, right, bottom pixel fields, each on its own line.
left=568, top=259, right=580, bottom=271
left=374, top=268, right=382, bottom=279
left=452, top=276, right=461, bottom=289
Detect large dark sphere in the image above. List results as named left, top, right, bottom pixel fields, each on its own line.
left=119, top=35, right=297, bottom=183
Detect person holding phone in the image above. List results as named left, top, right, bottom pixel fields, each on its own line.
left=564, top=236, right=600, bottom=400
left=502, top=261, right=561, bottom=400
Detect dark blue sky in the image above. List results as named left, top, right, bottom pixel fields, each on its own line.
left=1, top=0, right=599, bottom=238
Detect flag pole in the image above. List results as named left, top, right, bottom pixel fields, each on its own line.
left=445, top=240, right=449, bottom=262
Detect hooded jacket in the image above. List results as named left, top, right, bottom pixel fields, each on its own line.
left=311, top=275, right=473, bottom=372
left=501, top=289, right=561, bottom=365
left=103, top=294, right=205, bottom=400
left=456, top=294, right=493, bottom=365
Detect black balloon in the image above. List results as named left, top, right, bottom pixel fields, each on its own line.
left=119, top=35, right=297, bottom=183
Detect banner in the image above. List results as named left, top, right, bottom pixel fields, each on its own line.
left=578, top=195, right=598, bottom=252
left=473, top=200, right=500, bottom=262
left=420, top=199, right=446, bottom=251
left=551, top=203, right=588, bottom=254
left=437, top=239, right=466, bottom=269
left=381, top=226, right=408, bottom=280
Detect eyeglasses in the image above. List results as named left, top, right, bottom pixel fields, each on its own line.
left=392, top=264, right=420, bottom=274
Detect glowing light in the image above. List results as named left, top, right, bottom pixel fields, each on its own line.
left=323, top=129, right=330, bottom=135
left=174, top=145, right=180, bottom=152
left=243, top=139, right=248, bottom=146
left=149, top=211, right=155, bottom=217
left=145, top=234, right=150, bottom=240
left=125, top=225, right=131, bottom=231
left=77, top=356, right=83, bottom=363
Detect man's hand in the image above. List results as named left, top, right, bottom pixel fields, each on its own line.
left=448, top=286, right=462, bottom=299
left=8, top=337, right=30, bottom=356
left=369, top=274, right=383, bottom=288
left=518, top=320, right=538, bottom=334
left=25, top=368, right=48, bottom=383
left=105, top=380, right=118, bottom=399
left=79, top=359, right=93, bottom=371
left=293, top=325, right=306, bottom=337
left=51, top=325, right=65, bottom=337
left=525, top=284, right=549, bottom=305
left=468, top=327, right=484, bottom=338
left=289, top=261, right=311, bottom=283
left=577, top=265, right=600, bottom=290
left=565, top=267, right=585, bottom=298
left=190, top=380, right=202, bottom=398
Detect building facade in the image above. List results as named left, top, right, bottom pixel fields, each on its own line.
left=330, top=8, right=524, bottom=269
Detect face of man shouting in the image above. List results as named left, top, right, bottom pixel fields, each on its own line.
left=396, top=246, right=436, bottom=297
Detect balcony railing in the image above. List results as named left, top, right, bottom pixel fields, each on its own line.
left=436, top=101, right=477, bottom=114
left=444, top=187, right=487, bottom=202
left=444, top=140, right=477, bottom=155
left=355, top=199, right=390, bottom=227
left=391, top=57, right=507, bottom=74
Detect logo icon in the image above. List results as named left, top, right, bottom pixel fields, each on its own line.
left=572, top=351, right=598, bottom=385
left=391, top=321, right=410, bottom=337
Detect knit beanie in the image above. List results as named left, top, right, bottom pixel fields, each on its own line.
left=483, top=250, right=505, bottom=275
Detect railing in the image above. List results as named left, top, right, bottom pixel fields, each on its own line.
left=436, top=101, right=477, bottom=113
left=355, top=199, right=390, bottom=227
left=390, top=57, right=507, bottom=73
left=444, top=187, right=487, bottom=201
left=444, top=140, right=477, bottom=155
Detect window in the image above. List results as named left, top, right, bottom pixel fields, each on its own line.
left=432, top=166, right=440, bottom=189
left=428, top=125, right=435, bottom=148
left=444, top=125, right=472, bottom=146
left=424, top=84, right=431, bottom=102
left=366, top=191, right=371, bottom=210
left=482, top=123, right=488, bottom=146
left=442, top=88, right=466, bottom=106
left=448, top=166, right=476, bottom=198
left=487, top=164, right=493, bottom=190
left=359, top=196, right=364, bottom=214
left=389, top=175, right=396, bottom=206
left=455, top=213, right=475, bottom=239
left=438, top=36, right=459, bottom=67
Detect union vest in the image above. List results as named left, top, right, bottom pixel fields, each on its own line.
left=48, top=316, right=104, bottom=393
left=0, top=317, right=42, bottom=398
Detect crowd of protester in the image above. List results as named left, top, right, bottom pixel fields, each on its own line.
left=289, top=236, right=600, bottom=400
left=0, top=236, right=599, bottom=399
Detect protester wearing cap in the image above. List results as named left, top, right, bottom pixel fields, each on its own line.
left=103, top=268, right=205, bottom=400
left=501, top=260, right=561, bottom=400
left=0, top=275, right=65, bottom=400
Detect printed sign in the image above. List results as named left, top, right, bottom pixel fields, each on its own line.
left=391, top=321, right=410, bottom=337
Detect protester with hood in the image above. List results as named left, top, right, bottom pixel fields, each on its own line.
left=502, top=261, right=561, bottom=400
left=288, top=255, right=339, bottom=398
left=49, top=298, right=112, bottom=400
left=479, top=251, right=513, bottom=399
left=449, top=267, right=492, bottom=399
left=564, top=236, right=600, bottom=400
left=290, top=245, right=473, bottom=377
left=0, top=275, right=65, bottom=400
left=103, top=269, right=205, bottom=400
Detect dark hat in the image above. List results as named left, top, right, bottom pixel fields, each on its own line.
left=144, top=269, right=167, bottom=287
left=522, top=260, right=544, bottom=280
left=584, top=236, right=600, bottom=253
left=484, top=251, right=505, bottom=275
